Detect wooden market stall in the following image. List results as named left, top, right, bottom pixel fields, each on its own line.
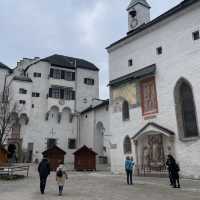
left=0, top=146, right=8, bottom=166
left=74, top=145, right=97, bottom=171
left=42, top=146, right=66, bottom=171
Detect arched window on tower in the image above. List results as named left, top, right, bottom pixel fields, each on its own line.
left=123, top=136, right=132, bottom=154
left=122, top=100, right=130, bottom=121
left=174, top=78, right=198, bottom=139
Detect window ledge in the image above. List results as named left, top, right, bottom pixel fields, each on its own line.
left=180, top=136, right=200, bottom=142
left=123, top=118, right=130, bottom=122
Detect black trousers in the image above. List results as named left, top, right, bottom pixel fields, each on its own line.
left=126, top=170, right=133, bottom=185
left=59, top=186, right=64, bottom=194
left=168, top=170, right=173, bottom=185
left=40, top=176, right=47, bottom=194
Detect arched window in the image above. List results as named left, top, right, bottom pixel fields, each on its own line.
left=122, top=100, right=130, bottom=121
left=174, top=78, right=198, bottom=139
left=123, top=136, right=132, bottom=154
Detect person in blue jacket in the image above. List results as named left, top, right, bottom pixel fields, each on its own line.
left=125, top=156, right=135, bottom=185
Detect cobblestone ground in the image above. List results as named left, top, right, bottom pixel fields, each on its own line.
left=1, top=166, right=200, bottom=200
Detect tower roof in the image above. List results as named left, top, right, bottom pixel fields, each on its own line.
left=127, top=0, right=151, bottom=10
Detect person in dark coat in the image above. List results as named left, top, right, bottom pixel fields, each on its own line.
left=38, top=155, right=50, bottom=194
left=166, top=154, right=180, bottom=188
left=166, top=155, right=173, bottom=186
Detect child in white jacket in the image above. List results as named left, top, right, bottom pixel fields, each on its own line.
left=56, top=161, right=67, bottom=196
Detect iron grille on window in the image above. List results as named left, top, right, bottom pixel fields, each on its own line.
left=84, top=78, right=94, bottom=85
left=50, top=68, right=75, bottom=81
left=49, top=87, right=75, bottom=100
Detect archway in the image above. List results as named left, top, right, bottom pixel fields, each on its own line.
left=174, top=78, right=198, bottom=139
left=95, top=122, right=105, bottom=157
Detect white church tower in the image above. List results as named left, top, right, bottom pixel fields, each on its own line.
left=127, top=0, right=151, bottom=31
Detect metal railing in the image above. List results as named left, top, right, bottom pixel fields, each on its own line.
left=0, top=164, right=30, bottom=177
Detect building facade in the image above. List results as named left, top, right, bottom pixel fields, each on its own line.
left=0, top=54, right=111, bottom=166
left=107, top=0, right=200, bottom=178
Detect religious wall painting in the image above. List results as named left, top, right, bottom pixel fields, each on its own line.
left=140, top=77, right=158, bottom=116
left=141, top=134, right=165, bottom=170
left=112, top=82, right=138, bottom=113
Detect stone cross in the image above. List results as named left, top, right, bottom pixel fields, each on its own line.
left=50, top=128, right=56, bottom=138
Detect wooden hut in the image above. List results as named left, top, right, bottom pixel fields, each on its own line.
left=74, top=145, right=97, bottom=171
left=0, top=146, right=8, bottom=165
left=42, top=146, right=66, bottom=171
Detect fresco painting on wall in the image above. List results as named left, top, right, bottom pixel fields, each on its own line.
left=112, top=82, right=137, bottom=112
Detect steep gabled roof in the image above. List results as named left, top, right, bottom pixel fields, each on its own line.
left=42, top=145, right=66, bottom=155
left=41, top=54, right=99, bottom=71
left=0, top=62, right=12, bottom=73
left=132, top=122, right=175, bottom=140
left=127, top=0, right=151, bottom=10
left=73, top=145, right=97, bottom=155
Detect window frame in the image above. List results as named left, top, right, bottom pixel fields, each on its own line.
left=192, top=30, right=200, bottom=41
left=68, top=139, right=76, bottom=149
left=19, top=88, right=27, bottom=94
left=128, top=59, right=133, bottom=67
left=84, top=78, right=95, bottom=85
left=33, top=72, right=42, bottom=78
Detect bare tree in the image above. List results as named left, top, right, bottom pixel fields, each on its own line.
left=0, top=76, right=18, bottom=146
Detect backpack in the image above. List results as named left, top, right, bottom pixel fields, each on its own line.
left=56, top=169, right=63, bottom=177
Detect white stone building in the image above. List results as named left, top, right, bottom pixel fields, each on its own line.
left=107, top=0, right=200, bottom=178
left=0, top=54, right=110, bottom=166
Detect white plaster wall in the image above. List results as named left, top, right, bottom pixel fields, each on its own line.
left=17, top=61, right=77, bottom=163
left=79, top=105, right=111, bottom=164
left=108, top=2, right=200, bottom=178
left=76, top=68, right=99, bottom=112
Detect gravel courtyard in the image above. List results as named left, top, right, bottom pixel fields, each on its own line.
left=0, top=166, right=200, bottom=200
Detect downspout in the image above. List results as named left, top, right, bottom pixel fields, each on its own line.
left=74, top=59, right=80, bottom=147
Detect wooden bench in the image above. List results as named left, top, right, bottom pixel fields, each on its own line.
left=0, top=164, right=30, bottom=177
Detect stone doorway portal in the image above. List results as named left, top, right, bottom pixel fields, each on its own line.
left=132, top=122, right=175, bottom=177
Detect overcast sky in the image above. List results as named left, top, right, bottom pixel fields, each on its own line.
left=0, top=0, right=182, bottom=98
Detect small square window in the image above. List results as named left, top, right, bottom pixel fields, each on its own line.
left=19, top=88, right=27, bottom=94
left=68, top=139, right=76, bottom=149
left=193, top=31, right=200, bottom=41
left=156, top=47, right=162, bottom=55
left=32, top=92, right=40, bottom=97
left=19, top=100, right=26, bottom=104
left=128, top=59, right=133, bottom=67
left=33, top=72, right=41, bottom=78
left=32, top=104, right=34, bottom=108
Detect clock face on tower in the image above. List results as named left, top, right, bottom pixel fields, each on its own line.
left=130, top=18, right=138, bottom=29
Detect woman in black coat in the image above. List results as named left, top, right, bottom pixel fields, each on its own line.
left=166, top=154, right=180, bottom=188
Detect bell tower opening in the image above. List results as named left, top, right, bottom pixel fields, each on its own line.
left=127, top=0, right=151, bottom=31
